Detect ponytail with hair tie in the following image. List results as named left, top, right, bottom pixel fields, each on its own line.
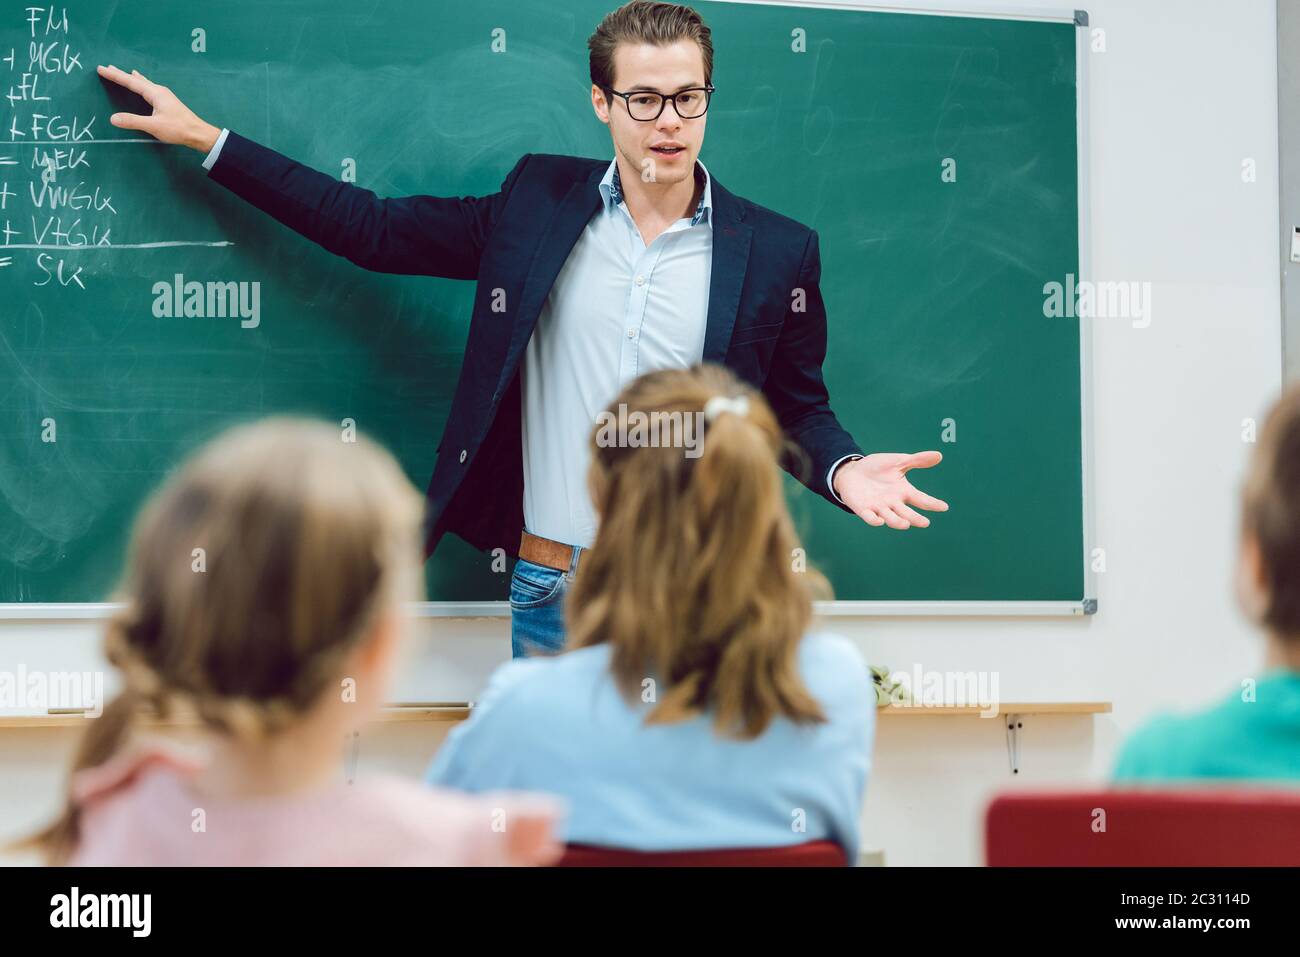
left=572, top=364, right=832, bottom=740
left=703, top=394, right=750, bottom=422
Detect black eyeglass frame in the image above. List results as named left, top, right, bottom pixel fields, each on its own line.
left=602, top=84, right=716, bottom=121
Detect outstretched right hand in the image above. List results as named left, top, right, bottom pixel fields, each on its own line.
left=96, top=64, right=221, bottom=154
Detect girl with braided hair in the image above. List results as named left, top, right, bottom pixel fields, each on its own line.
left=20, top=418, right=561, bottom=866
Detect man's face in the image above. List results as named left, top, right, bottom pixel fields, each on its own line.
left=593, top=39, right=708, bottom=190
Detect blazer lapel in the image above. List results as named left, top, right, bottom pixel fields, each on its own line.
left=497, top=164, right=605, bottom=396
left=701, top=176, right=753, bottom=363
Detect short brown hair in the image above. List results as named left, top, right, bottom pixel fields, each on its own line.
left=1241, top=382, right=1300, bottom=641
left=588, top=1, right=714, bottom=91
left=566, top=364, right=831, bottom=740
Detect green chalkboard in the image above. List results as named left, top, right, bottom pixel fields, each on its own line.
left=0, top=0, right=1087, bottom=608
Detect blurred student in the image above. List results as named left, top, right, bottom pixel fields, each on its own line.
left=428, top=364, right=875, bottom=861
left=1114, top=384, right=1300, bottom=782
left=20, top=419, right=561, bottom=866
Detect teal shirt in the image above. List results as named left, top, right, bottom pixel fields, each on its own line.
left=1113, top=670, right=1300, bottom=783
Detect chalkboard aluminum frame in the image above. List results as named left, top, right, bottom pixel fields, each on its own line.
left=1, top=0, right=1096, bottom=620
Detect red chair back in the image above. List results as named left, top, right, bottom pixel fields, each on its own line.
left=556, top=840, right=848, bottom=867
left=986, top=790, right=1300, bottom=866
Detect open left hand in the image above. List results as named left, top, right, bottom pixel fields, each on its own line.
left=832, top=451, right=949, bottom=529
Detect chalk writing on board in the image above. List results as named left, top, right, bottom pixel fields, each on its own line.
left=1, top=5, right=231, bottom=292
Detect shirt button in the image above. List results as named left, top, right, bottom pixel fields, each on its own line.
left=626, top=328, right=635, bottom=339
left=635, top=275, right=645, bottom=285
left=459, top=449, right=467, bottom=463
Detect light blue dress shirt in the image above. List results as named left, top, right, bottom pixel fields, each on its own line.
left=521, top=160, right=714, bottom=547
left=426, top=631, right=875, bottom=861
left=201, top=128, right=230, bottom=170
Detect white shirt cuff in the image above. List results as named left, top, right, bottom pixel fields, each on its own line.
left=201, top=128, right=230, bottom=172
left=827, top=454, right=864, bottom=505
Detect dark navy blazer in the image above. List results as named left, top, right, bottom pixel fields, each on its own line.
left=207, top=132, right=863, bottom=556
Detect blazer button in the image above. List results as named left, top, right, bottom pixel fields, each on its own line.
left=459, top=449, right=467, bottom=464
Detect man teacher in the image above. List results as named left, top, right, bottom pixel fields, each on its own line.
left=97, top=0, right=948, bottom=657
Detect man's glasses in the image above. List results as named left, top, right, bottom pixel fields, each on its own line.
left=604, top=85, right=715, bottom=122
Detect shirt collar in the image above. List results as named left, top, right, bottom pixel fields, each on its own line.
left=598, top=158, right=713, bottom=227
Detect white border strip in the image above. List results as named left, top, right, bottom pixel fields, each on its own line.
left=711, top=0, right=1080, bottom=25
left=0, top=599, right=1091, bottom=620
left=1075, top=12, right=1098, bottom=614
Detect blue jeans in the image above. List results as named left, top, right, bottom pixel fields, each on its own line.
left=509, top=552, right=580, bottom=658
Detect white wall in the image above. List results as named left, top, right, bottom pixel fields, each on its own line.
left=0, top=0, right=1283, bottom=866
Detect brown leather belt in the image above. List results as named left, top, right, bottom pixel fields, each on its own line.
left=519, top=530, right=584, bottom=576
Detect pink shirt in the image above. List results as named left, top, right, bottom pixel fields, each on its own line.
left=67, top=745, right=562, bottom=867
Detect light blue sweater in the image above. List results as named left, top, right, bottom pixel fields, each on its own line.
left=426, top=632, right=875, bottom=861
